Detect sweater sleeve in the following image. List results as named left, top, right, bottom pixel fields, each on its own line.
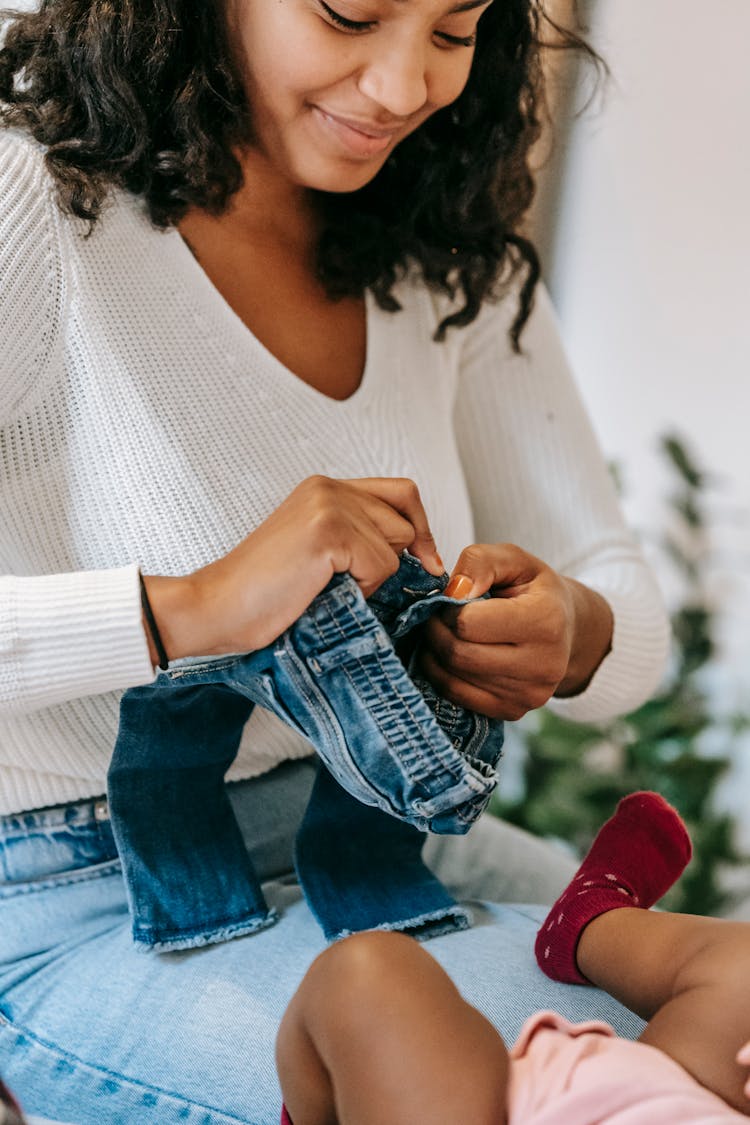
left=0, top=129, right=66, bottom=421
left=0, top=131, right=155, bottom=715
left=453, top=283, right=670, bottom=723
left=0, top=566, right=156, bottom=716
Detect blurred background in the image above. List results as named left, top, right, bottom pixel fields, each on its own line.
left=499, top=0, right=750, bottom=916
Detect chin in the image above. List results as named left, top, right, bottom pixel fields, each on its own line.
left=292, top=154, right=390, bottom=195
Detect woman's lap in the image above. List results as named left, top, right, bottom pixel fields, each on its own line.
left=0, top=869, right=644, bottom=1125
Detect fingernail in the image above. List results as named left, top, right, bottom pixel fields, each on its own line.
left=737, top=1044, right=750, bottom=1064
left=445, top=574, right=473, bottom=599
left=434, top=553, right=445, bottom=572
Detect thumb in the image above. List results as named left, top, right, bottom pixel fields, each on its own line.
left=445, top=543, right=542, bottom=599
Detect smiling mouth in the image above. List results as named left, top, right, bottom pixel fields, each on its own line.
left=312, top=106, right=401, bottom=158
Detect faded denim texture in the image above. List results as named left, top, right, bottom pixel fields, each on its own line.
left=108, top=554, right=505, bottom=950
left=0, top=776, right=647, bottom=1125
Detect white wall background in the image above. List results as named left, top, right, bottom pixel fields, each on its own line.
left=547, top=0, right=750, bottom=845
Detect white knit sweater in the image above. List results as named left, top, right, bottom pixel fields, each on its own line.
left=0, top=129, right=670, bottom=814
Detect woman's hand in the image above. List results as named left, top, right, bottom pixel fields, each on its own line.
left=143, top=476, right=443, bottom=662
left=417, top=543, right=613, bottom=721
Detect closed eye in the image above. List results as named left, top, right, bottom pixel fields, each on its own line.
left=436, top=30, right=476, bottom=47
left=319, top=1, right=477, bottom=46
left=319, top=0, right=374, bottom=32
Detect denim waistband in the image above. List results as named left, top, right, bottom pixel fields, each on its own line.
left=0, top=795, right=110, bottom=837
left=160, top=559, right=503, bottom=830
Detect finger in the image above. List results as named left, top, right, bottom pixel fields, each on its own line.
left=417, top=649, right=533, bottom=721
left=422, top=615, right=522, bottom=680
left=439, top=597, right=562, bottom=647
left=446, top=542, right=545, bottom=598
left=358, top=495, right=424, bottom=557
left=344, top=518, right=404, bottom=599
left=419, top=644, right=558, bottom=714
left=347, top=478, right=444, bottom=576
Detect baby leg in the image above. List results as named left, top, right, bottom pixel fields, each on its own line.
left=536, top=791, right=750, bottom=1113
left=276, top=930, right=509, bottom=1125
left=579, top=908, right=750, bottom=1113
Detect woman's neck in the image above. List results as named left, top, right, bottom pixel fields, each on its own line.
left=213, top=146, right=321, bottom=255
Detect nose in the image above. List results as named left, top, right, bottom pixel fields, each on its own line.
left=357, top=41, right=429, bottom=119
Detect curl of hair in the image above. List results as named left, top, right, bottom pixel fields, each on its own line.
left=0, top=1, right=596, bottom=347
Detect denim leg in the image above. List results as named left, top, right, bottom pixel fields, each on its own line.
left=109, top=681, right=275, bottom=951
left=295, top=764, right=471, bottom=942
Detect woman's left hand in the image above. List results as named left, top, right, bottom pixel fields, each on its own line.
left=417, top=543, right=613, bottom=721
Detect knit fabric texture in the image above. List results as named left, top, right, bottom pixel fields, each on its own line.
left=0, top=129, right=671, bottom=813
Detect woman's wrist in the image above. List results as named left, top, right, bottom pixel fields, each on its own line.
left=139, top=573, right=208, bottom=665
left=555, top=578, right=614, bottom=698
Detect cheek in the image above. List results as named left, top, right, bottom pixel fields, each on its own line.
left=232, top=7, right=321, bottom=107
left=431, top=52, right=476, bottom=108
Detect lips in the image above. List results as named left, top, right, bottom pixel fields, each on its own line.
left=312, top=106, right=401, bottom=158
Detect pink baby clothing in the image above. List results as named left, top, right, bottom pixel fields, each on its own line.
left=508, top=1010, right=744, bottom=1124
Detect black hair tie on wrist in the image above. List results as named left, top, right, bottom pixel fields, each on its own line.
left=139, top=570, right=170, bottom=671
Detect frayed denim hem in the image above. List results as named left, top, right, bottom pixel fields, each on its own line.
left=332, top=903, right=473, bottom=943
left=133, top=908, right=279, bottom=953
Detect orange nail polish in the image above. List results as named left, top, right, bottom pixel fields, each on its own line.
left=445, top=574, right=473, bottom=599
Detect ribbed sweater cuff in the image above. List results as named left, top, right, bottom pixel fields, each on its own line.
left=0, top=564, right=156, bottom=714
left=548, top=585, right=671, bottom=725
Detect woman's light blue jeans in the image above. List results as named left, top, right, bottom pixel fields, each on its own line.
left=0, top=761, right=644, bottom=1125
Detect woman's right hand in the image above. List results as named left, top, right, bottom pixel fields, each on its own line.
left=143, top=476, right=443, bottom=663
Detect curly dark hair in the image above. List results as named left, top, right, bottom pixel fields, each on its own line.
left=0, top=1, right=595, bottom=347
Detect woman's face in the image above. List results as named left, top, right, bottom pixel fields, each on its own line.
left=228, top=0, right=493, bottom=193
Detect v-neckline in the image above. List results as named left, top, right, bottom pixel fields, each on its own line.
left=168, top=226, right=375, bottom=408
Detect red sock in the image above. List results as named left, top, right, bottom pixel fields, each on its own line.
left=535, top=791, right=692, bottom=984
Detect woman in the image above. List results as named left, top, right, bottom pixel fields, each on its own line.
left=0, top=1, right=669, bottom=1122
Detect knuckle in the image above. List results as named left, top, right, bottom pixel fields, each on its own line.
left=528, top=684, right=553, bottom=710
left=457, top=543, right=487, bottom=569
left=506, top=701, right=529, bottom=721
left=394, top=477, right=420, bottom=502
left=452, top=611, right=473, bottom=642
left=440, top=632, right=465, bottom=667
left=384, top=551, right=401, bottom=578
left=308, top=504, right=339, bottom=538
left=303, top=473, right=333, bottom=494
